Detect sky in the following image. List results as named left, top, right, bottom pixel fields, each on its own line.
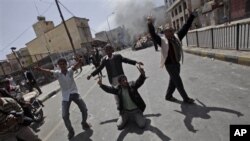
left=0, top=0, right=164, bottom=60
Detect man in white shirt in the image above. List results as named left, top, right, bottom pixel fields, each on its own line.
left=35, top=58, right=90, bottom=139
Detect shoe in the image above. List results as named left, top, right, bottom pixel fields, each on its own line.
left=165, top=96, right=178, bottom=102
left=67, top=130, right=75, bottom=139
left=82, top=122, right=91, bottom=130
left=183, top=98, right=195, bottom=104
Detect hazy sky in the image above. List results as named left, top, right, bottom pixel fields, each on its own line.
left=0, top=0, right=164, bottom=60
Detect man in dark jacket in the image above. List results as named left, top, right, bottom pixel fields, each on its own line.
left=147, top=11, right=198, bottom=104
left=24, top=68, right=42, bottom=94
left=89, top=48, right=103, bottom=77
left=87, top=44, right=143, bottom=109
left=87, top=44, right=143, bottom=85
left=97, top=66, right=146, bottom=130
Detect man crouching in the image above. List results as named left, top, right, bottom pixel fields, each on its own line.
left=97, top=66, right=147, bottom=130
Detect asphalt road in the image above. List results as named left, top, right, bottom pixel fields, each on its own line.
left=35, top=47, right=250, bottom=141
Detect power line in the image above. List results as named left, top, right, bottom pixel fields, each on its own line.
left=0, top=26, right=32, bottom=52
left=41, top=2, right=54, bottom=15
left=56, top=1, right=99, bottom=34
left=34, top=0, right=41, bottom=15
left=0, top=1, right=54, bottom=52
left=58, top=0, right=75, bottom=16
left=39, top=0, right=54, bottom=5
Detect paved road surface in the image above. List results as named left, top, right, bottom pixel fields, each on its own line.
left=35, top=47, right=250, bottom=141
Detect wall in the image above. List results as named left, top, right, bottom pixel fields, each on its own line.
left=26, top=17, right=92, bottom=63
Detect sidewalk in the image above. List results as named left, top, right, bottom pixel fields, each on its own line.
left=37, top=65, right=93, bottom=102
left=183, top=46, right=250, bottom=66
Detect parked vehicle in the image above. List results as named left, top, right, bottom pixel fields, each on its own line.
left=22, top=91, right=44, bottom=122
left=133, top=35, right=153, bottom=50
left=0, top=84, right=44, bottom=123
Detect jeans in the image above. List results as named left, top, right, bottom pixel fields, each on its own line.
left=62, top=94, right=88, bottom=132
left=165, top=63, right=189, bottom=100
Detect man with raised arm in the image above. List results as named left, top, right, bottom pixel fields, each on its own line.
left=147, top=10, right=198, bottom=104
left=35, top=58, right=91, bottom=139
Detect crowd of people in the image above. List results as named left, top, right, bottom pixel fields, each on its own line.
left=0, top=10, right=198, bottom=140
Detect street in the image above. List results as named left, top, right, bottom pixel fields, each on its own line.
left=36, top=47, right=250, bottom=141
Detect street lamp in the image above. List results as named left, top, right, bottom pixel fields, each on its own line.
left=107, top=12, right=115, bottom=47
left=11, top=47, right=23, bottom=70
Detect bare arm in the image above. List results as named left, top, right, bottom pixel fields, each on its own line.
left=34, top=67, right=53, bottom=75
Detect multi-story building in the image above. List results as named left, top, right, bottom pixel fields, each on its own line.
left=26, top=16, right=93, bottom=62
left=0, top=61, right=12, bottom=76
left=230, top=0, right=250, bottom=21
left=166, top=0, right=190, bottom=30
left=6, top=47, right=33, bottom=71
left=167, top=0, right=237, bottom=29
left=18, top=48, right=33, bottom=67
left=198, top=0, right=228, bottom=27
left=6, top=52, right=22, bottom=71
left=95, top=26, right=130, bottom=48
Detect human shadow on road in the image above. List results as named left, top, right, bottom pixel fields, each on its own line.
left=100, top=113, right=161, bottom=125
left=116, top=119, right=171, bottom=141
left=70, top=129, right=93, bottom=141
left=174, top=99, right=244, bottom=133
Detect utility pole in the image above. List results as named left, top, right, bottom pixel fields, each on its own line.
left=11, top=47, right=24, bottom=70
left=55, top=0, right=76, bottom=55
left=11, top=47, right=26, bottom=79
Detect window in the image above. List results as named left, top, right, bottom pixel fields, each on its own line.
left=176, top=19, right=180, bottom=30
left=179, top=5, right=182, bottom=13
left=180, top=17, right=184, bottom=26
left=184, top=2, right=187, bottom=9
left=172, top=11, right=174, bottom=17
left=175, top=9, right=178, bottom=15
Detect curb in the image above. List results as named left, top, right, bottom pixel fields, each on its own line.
left=39, top=88, right=60, bottom=102
left=183, top=49, right=250, bottom=66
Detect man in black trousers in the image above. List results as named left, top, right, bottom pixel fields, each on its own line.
left=24, top=68, right=42, bottom=94
left=147, top=11, right=198, bottom=104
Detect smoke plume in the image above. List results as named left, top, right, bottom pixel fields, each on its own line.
left=112, top=0, right=156, bottom=41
